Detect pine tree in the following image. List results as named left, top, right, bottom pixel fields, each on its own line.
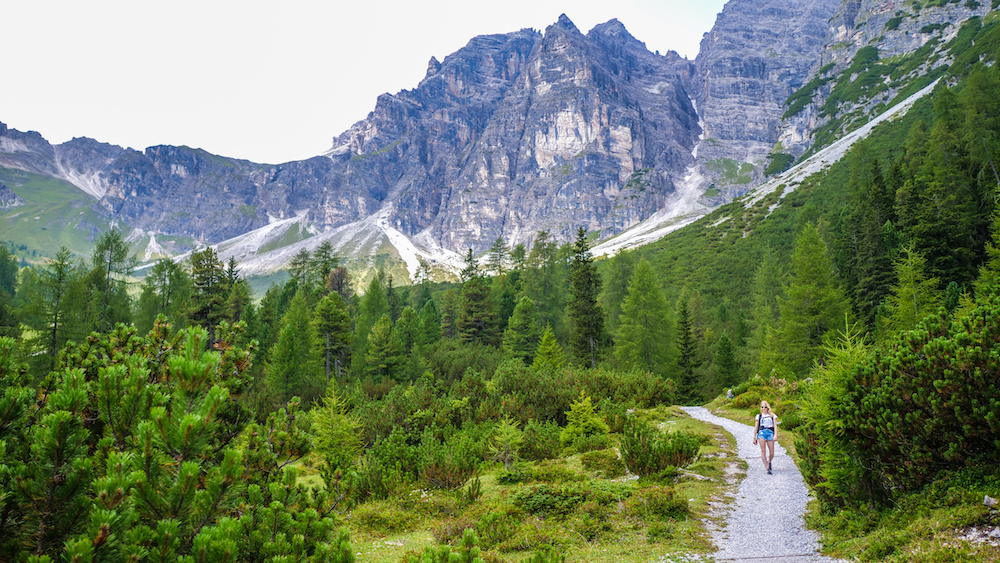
left=614, top=259, right=671, bottom=374
left=503, top=296, right=540, bottom=364
left=532, top=325, right=566, bottom=372
left=676, top=300, right=699, bottom=404
left=364, top=314, right=404, bottom=381
left=267, top=290, right=320, bottom=405
left=567, top=227, right=607, bottom=367
left=313, top=293, right=353, bottom=383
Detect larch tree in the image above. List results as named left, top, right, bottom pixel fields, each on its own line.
left=532, top=324, right=566, bottom=372
left=267, top=290, right=320, bottom=406
left=503, top=296, right=540, bottom=365
left=614, top=258, right=671, bottom=375
left=772, top=222, right=850, bottom=376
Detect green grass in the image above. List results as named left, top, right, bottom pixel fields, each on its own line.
left=0, top=166, right=119, bottom=262
left=294, top=406, right=737, bottom=563
left=705, top=159, right=754, bottom=185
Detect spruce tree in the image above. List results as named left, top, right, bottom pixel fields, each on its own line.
left=487, top=236, right=508, bottom=276
left=188, top=247, right=229, bottom=348
left=352, top=271, right=388, bottom=376
left=439, top=288, right=459, bottom=339
left=519, top=230, right=565, bottom=333
left=417, top=299, right=442, bottom=345
left=289, top=248, right=312, bottom=287
left=746, top=247, right=783, bottom=373
left=310, top=241, right=339, bottom=289
left=567, top=227, right=607, bottom=368
left=458, top=276, right=499, bottom=346
left=599, top=248, right=637, bottom=336
left=313, top=293, right=353, bottom=383
left=503, top=296, right=540, bottom=364
left=614, top=258, right=671, bottom=374
left=676, top=300, right=699, bottom=404
left=712, top=333, right=741, bottom=390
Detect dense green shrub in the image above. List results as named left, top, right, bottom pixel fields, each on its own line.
left=580, top=448, right=627, bottom=478
left=529, top=461, right=587, bottom=484
left=620, top=416, right=702, bottom=475
left=522, top=419, right=563, bottom=461
left=800, top=297, right=1000, bottom=508
left=473, top=506, right=524, bottom=550
left=627, top=486, right=688, bottom=520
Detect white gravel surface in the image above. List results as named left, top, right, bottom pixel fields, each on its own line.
left=681, top=406, right=845, bottom=563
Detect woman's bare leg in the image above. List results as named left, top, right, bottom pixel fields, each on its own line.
left=759, top=438, right=769, bottom=470
left=766, top=440, right=775, bottom=470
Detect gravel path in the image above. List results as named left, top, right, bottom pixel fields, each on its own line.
left=681, top=406, right=844, bottom=563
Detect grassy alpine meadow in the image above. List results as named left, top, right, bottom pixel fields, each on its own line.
left=0, top=166, right=114, bottom=261
left=289, top=405, right=736, bottom=563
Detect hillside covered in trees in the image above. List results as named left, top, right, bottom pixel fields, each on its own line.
left=2, top=16, right=1000, bottom=563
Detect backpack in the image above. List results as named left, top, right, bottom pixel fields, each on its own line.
left=757, top=413, right=775, bottom=430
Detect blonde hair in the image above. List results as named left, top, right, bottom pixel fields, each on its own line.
left=759, top=401, right=777, bottom=422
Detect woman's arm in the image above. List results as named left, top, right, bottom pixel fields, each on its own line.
left=753, top=415, right=760, bottom=443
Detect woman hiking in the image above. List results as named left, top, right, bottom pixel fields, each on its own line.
left=753, top=401, right=777, bottom=474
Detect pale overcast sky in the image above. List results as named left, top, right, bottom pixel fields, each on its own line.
left=3, top=0, right=728, bottom=165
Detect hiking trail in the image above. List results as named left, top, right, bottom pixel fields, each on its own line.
left=681, top=406, right=845, bottom=563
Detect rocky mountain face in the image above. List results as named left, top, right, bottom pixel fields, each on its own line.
left=691, top=0, right=841, bottom=198
left=776, top=0, right=995, bottom=158
left=3, top=1, right=992, bottom=278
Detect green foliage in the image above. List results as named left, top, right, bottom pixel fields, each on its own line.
left=491, top=416, right=524, bottom=470
left=580, top=449, right=626, bottom=478
left=521, top=419, right=563, bottom=461
left=502, top=296, right=540, bottom=364
left=266, top=289, right=322, bottom=405
left=765, top=153, right=796, bottom=176
left=614, top=259, right=672, bottom=374
left=559, top=393, right=609, bottom=450
left=567, top=227, right=608, bottom=367
left=532, top=325, right=566, bottom=372
left=620, top=416, right=701, bottom=476
left=626, top=485, right=688, bottom=521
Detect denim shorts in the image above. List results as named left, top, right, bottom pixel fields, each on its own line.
left=758, top=428, right=775, bottom=441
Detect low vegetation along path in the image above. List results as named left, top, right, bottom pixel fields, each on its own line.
left=681, top=407, right=843, bottom=563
